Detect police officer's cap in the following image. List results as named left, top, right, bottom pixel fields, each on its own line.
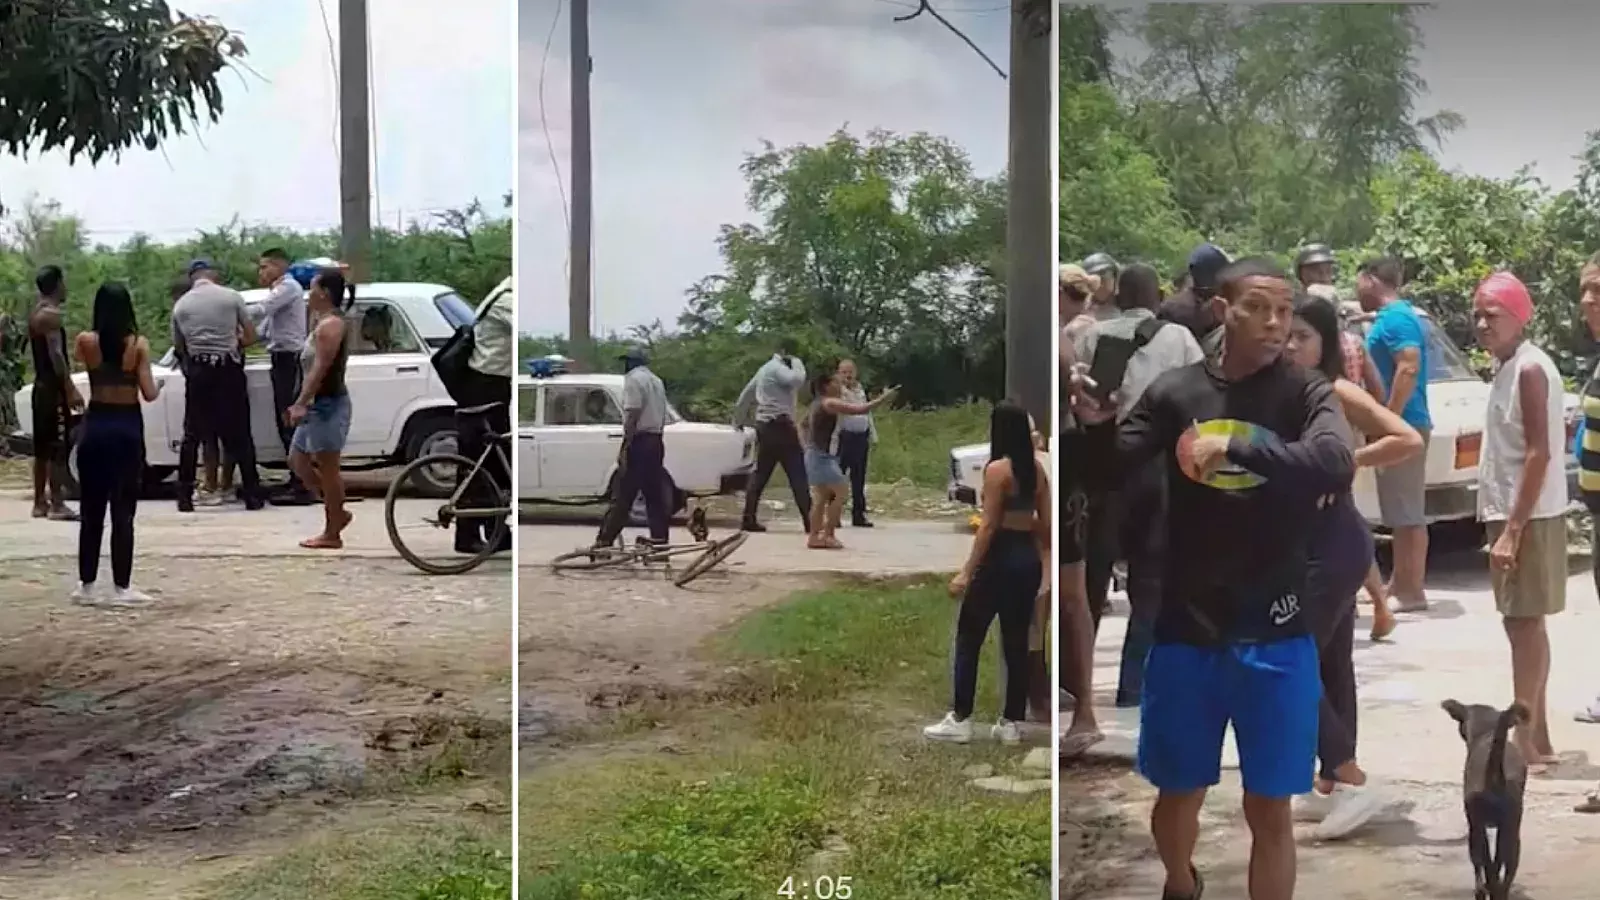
left=1295, top=243, right=1336, bottom=269
left=1082, top=252, right=1120, bottom=277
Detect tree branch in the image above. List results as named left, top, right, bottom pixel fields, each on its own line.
left=891, top=0, right=1007, bottom=80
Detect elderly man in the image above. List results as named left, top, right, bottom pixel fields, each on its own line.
left=172, top=259, right=264, bottom=511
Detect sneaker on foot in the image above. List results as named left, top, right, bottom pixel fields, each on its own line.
left=1314, top=782, right=1385, bottom=839
left=109, top=586, right=153, bottom=605
left=1293, top=789, right=1335, bottom=823
left=991, top=718, right=1022, bottom=745
left=1574, top=698, right=1600, bottom=724
left=740, top=520, right=768, bottom=533
left=922, top=712, right=972, bottom=744
left=70, top=582, right=98, bottom=604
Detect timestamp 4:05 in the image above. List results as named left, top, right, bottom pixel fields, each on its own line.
left=778, top=875, right=853, bottom=898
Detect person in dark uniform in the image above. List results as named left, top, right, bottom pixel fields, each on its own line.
left=594, top=347, right=673, bottom=547
left=28, top=265, right=82, bottom=521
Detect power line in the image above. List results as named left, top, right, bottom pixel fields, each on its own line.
left=537, top=0, right=571, bottom=287
left=889, top=0, right=1007, bottom=79
left=315, top=0, right=341, bottom=157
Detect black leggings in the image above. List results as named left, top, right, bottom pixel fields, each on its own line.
left=78, top=403, right=144, bottom=588
left=1316, top=598, right=1358, bottom=780
left=951, top=530, right=1041, bottom=721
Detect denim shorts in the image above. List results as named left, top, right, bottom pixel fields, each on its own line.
left=291, top=394, right=352, bottom=455
left=804, top=447, right=845, bottom=487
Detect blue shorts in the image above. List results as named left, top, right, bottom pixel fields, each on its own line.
left=1137, top=636, right=1320, bottom=799
left=804, top=448, right=845, bottom=487
left=290, top=394, right=352, bottom=455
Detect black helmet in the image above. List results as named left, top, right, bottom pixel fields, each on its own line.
left=1082, top=252, right=1120, bottom=278
left=1295, top=243, right=1336, bottom=270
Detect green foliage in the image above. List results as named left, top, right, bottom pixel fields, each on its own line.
left=1062, top=3, right=1600, bottom=377
left=0, top=198, right=511, bottom=360
left=532, top=128, right=1008, bottom=411
left=210, top=826, right=510, bottom=900
left=0, top=3, right=246, bottom=178
left=853, top=804, right=1053, bottom=895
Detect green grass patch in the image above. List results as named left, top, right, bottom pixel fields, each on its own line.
left=521, top=580, right=1048, bottom=900
left=207, top=822, right=510, bottom=900
left=868, top=404, right=989, bottom=489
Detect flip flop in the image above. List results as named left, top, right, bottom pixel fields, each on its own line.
left=1369, top=615, right=1397, bottom=642
left=299, top=535, right=343, bottom=550
left=1575, top=794, right=1600, bottom=814
left=1059, top=729, right=1104, bottom=760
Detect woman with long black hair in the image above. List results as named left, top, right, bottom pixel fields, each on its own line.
left=924, top=400, right=1051, bottom=745
left=72, top=282, right=162, bottom=604
left=1285, top=293, right=1421, bottom=839
left=286, top=267, right=353, bottom=549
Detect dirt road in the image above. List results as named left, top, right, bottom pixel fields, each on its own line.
left=0, top=496, right=510, bottom=893
left=1074, top=551, right=1600, bottom=899
left=519, top=518, right=972, bottom=755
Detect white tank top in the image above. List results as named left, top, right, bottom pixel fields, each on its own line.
left=1478, top=341, right=1568, bottom=522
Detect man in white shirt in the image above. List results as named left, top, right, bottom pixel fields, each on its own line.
left=733, top=340, right=811, bottom=533
left=834, top=358, right=877, bottom=528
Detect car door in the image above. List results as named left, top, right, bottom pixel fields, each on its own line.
left=518, top=381, right=540, bottom=497
left=341, top=298, right=433, bottom=458
left=537, top=383, right=623, bottom=497
left=246, top=354, right=283, bottom=462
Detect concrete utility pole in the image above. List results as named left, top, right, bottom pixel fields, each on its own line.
left=338, top=0, right=373, bottom=282
left=1005, top=0, right=1052, bottom=427
left=568, top=0, right=594, bottom=369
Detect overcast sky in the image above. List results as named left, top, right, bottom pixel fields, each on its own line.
left=518, top=0, right=1011, bottom=335
left=521, top=0, right=1600, bottom=336
left=0, top=0, right=512, bottom=259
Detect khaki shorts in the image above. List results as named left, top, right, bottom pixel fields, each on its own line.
left=1375, top=428, right=1430, bottom=528
left=1487, top=517, right=1569, bottom=618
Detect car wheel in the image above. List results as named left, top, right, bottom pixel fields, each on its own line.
left=142, top=465, right=175, bottom=496
left=401, top=415, right=460, bottom=498
left=62, top=424, right=83, bottom=502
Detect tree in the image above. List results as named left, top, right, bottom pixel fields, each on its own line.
left=0, top=2, right=246, bottom=186
left=662, top=128, right=1007, bottom=414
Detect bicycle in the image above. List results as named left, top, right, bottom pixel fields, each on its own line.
left=550, top=521, right=749, bottom=588
left=386, top=401, right=512, bottom=575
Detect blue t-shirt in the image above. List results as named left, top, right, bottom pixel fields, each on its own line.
left=1365, top=300, right=1432, bottom=431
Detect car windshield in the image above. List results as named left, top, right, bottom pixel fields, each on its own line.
left=1347, top=313, right=1478, bottom=383
left=434, top=292, right=476, bottom=329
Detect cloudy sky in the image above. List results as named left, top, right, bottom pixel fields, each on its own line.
left=1, top=0, right=512, bottom=255
left=522, top=0, right=1600, bottom=336
left=518, top=0, right=1011, bottom=335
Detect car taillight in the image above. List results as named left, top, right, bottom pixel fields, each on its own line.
left=950, top=456, right=960, bottom=480
left=1454, top=431, right=1481, bottom=470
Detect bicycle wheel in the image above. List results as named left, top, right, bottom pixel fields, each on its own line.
left=550, top=545, right=639, bottom=571
left=672, top=531, right=749, bottom=588
left=386, top=452, right=506, bottom=575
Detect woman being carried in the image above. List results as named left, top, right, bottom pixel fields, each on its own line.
left=287, top=267, right=354, bottom=549
left=1285, top=294, right=1422, bottom=839
left=802, top=370, right=896, bottom=550
left=924, top=401, right=1053, bottom=746
left=72, top=283, right=163, bottom=604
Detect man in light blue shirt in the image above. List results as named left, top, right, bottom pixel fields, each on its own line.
left=253, top=248, right=313, bottom=504
left=1359, top=256, right=1433, bottom=612
left=733, top=339, right=811, bottom=532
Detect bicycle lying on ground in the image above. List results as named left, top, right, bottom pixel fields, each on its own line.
left=385, top=401, right=512, bottom=575
left=549, top=508, right=749, bottom=588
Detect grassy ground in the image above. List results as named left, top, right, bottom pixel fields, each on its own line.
left=521, top=577, right=1051, bottom=899
left=863, top=404, right=990, bottom=490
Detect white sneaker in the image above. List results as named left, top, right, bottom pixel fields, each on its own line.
left=922, top=712, right=973, bottom=744
left=1314, top=782, right=1385, bottom=840
left=107, top=586, right=152, bottom=606
left=69, top=582, right=98, bottom=604
left=1575, top=698, right=1600, bottom=724
left=992, top=718, right=1022, bottom=745
left=1293, top=789, right=1335, bottom=822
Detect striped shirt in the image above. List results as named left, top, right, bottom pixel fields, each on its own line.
left=1580, top=358, right=1600, bottom=509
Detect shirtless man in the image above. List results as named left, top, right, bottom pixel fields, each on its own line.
left=28, top=265, right=82, bottom=520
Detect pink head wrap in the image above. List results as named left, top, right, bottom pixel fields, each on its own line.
left=1476, top=271, right=1534, bottom=326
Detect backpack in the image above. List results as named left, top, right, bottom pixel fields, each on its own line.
left=1088, top=316, right=1167, bottom=397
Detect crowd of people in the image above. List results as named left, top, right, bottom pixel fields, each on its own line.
left=1060, top=242, right=1600, bottom=899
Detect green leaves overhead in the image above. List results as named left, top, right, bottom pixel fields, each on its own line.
left=0, top=1, right=246, bottom=168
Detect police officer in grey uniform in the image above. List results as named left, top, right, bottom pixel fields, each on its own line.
left=594, top=347, right=673, bottom=547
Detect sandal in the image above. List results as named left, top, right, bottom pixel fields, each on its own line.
left=1059, top=729, right=1104, bottom=761
left=1161, top=865, right=1204, bottom=900
left=1369, top=613, right=1397, bottom=642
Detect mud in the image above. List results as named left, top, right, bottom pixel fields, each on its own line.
left=0, top=554, right=509, bottom=865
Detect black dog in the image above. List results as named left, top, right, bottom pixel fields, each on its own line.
left=1442, top=699, right=1530, bottom=900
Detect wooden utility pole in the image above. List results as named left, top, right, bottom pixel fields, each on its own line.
left=568, top=0, right=594, bottom=369
left=1005, top=0, right=1052, bottom=427
left=338, top=0, right=372, bottom=282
